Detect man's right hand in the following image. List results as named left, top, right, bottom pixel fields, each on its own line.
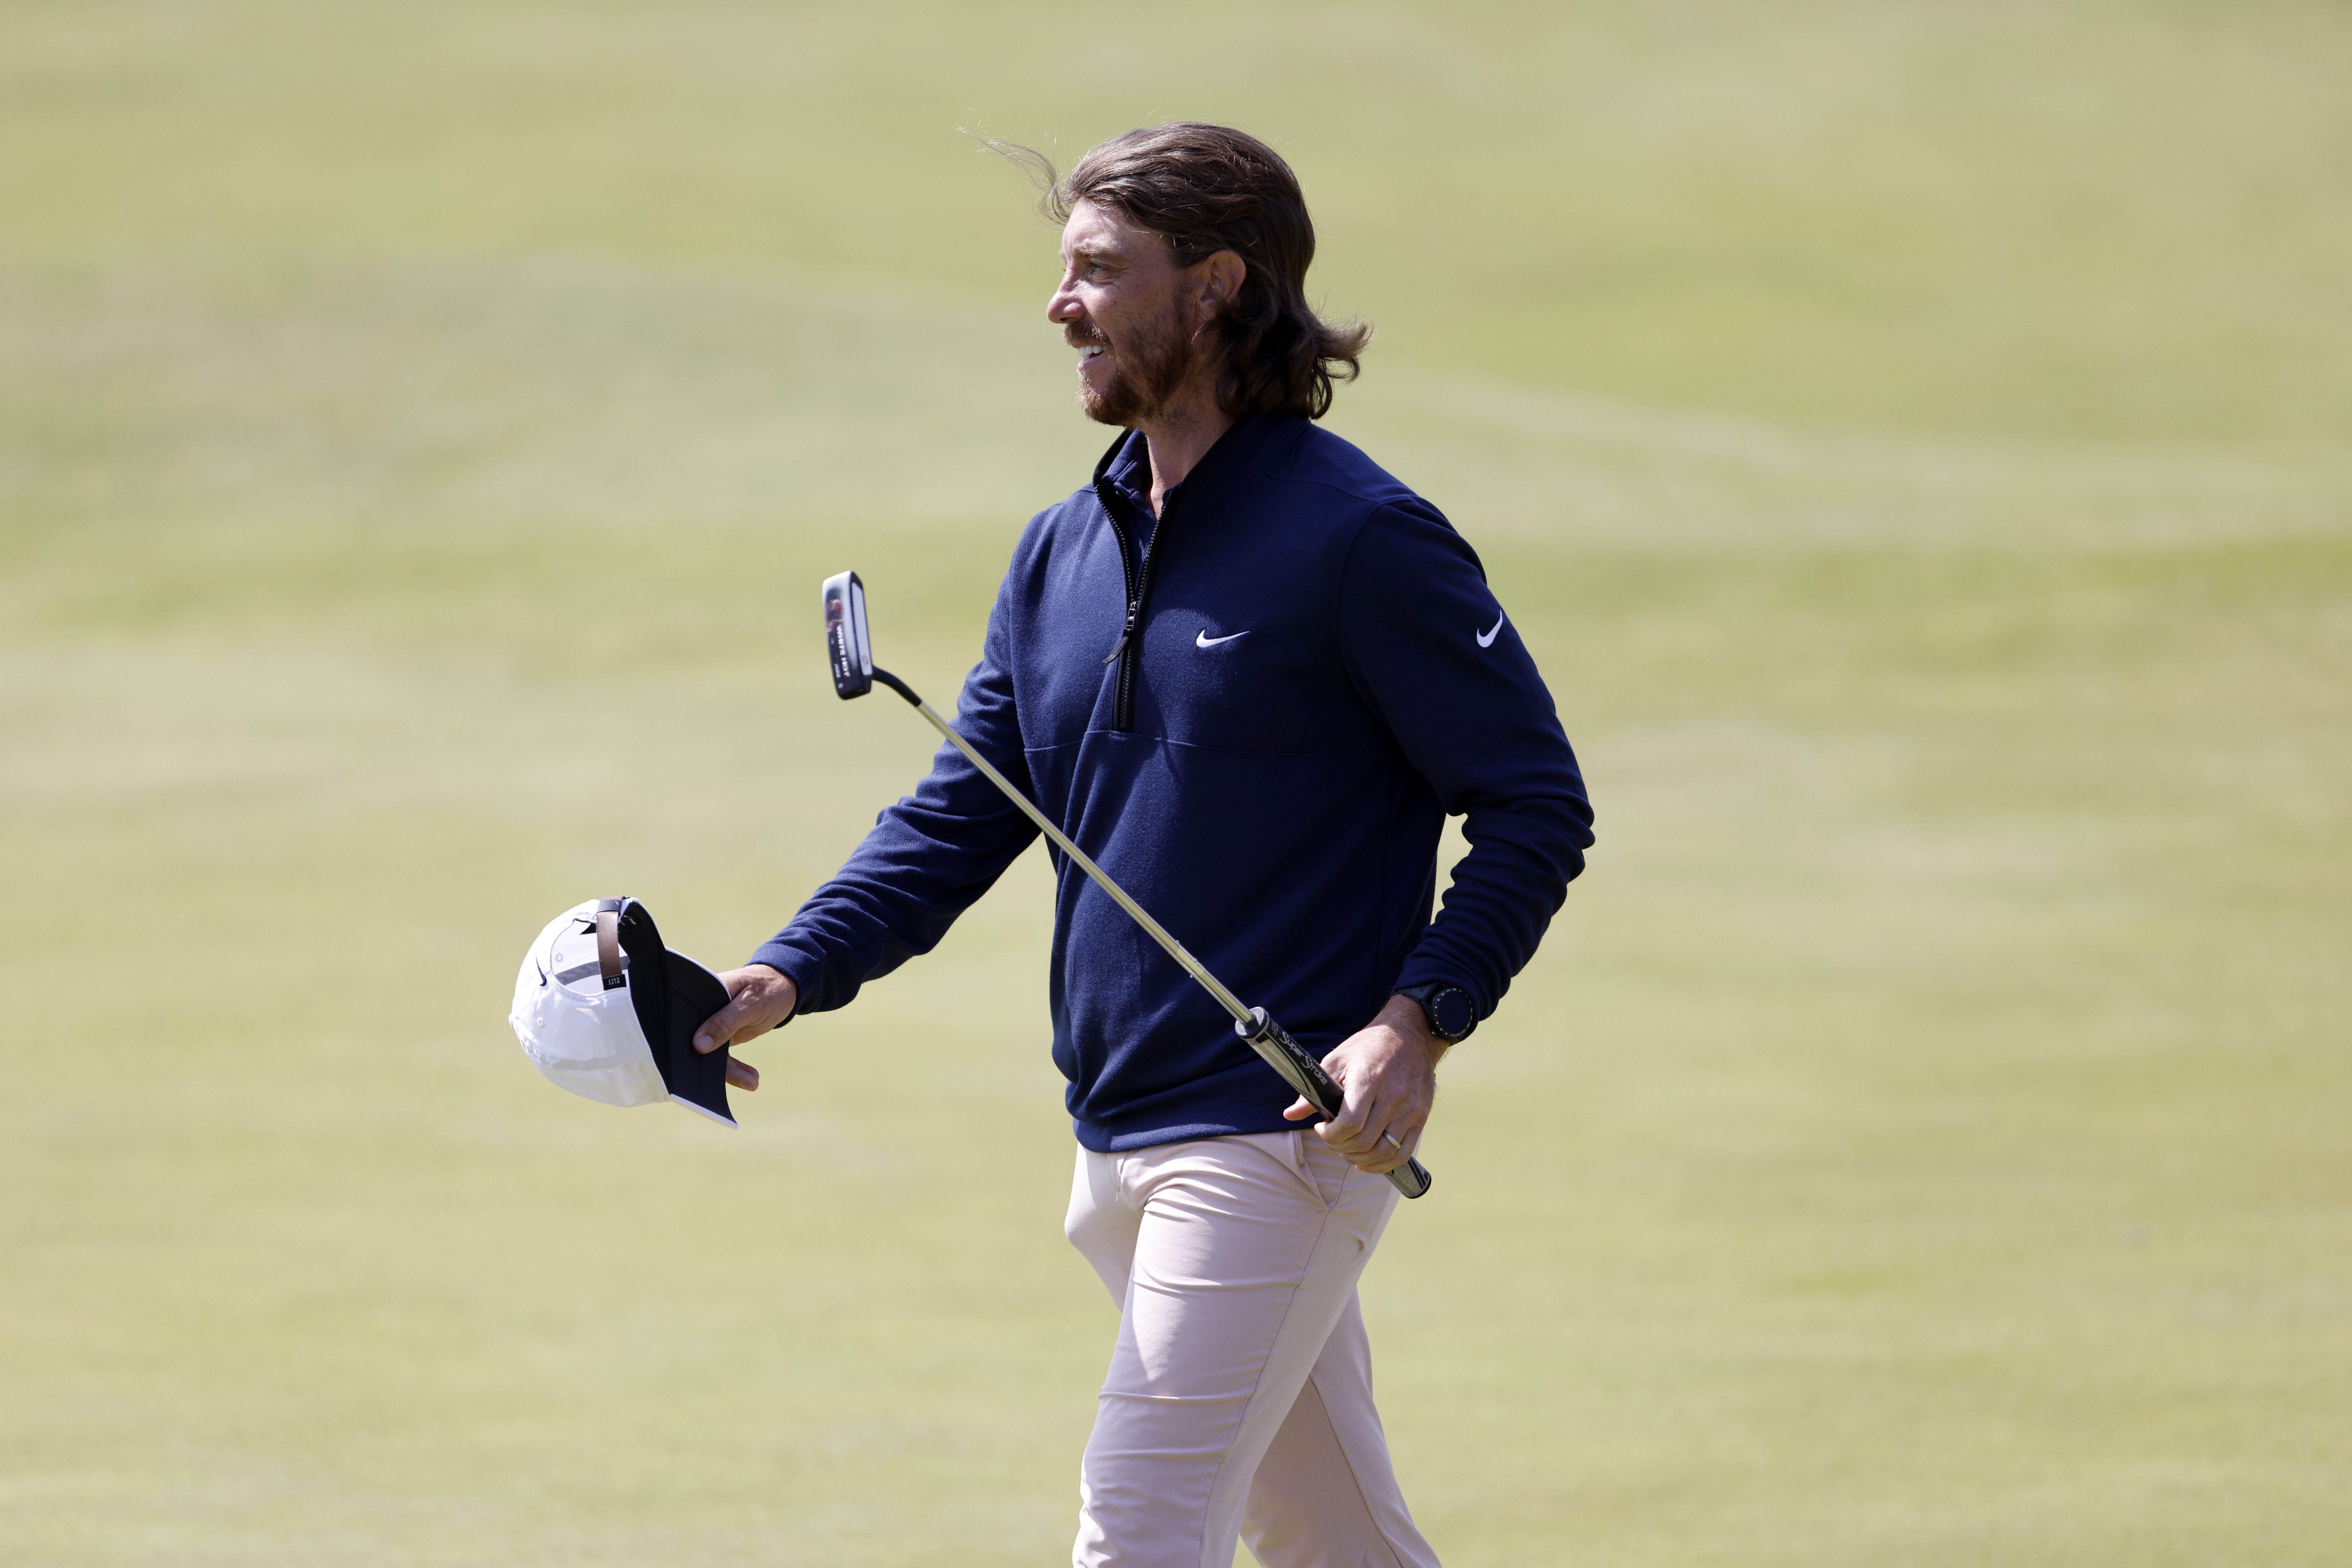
left=693, top=964, right=798, bottom=1091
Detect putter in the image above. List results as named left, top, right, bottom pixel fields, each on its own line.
left=822, top=569, right=1433, bottom=1200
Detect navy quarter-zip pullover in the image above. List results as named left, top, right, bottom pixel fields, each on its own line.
left=754, top=414, right=1593, bottom=1151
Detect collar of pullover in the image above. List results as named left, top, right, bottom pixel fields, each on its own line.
left=1091, top=413, right=1305, bottom=523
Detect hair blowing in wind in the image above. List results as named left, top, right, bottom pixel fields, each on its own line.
left=983, top=123, right=1371, bottom=421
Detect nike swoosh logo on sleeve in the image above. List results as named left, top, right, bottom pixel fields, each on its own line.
left=1476, top=612, right=1506, bottom=648
left=1196, top=629, right=1249, bottom=649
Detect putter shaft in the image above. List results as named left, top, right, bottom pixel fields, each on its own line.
left=879, top=673, right=1252, bottom=1026
left=873, top=668, right=1432, bottom=1200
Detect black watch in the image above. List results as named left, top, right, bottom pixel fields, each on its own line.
left=1396, top=982, right=1477, bottom=1044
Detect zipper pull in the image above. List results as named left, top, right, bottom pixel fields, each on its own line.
left=1103, top=607, right=1138, bottom=664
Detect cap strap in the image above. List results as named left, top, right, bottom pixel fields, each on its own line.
left=594, top=898, right=627, bottom=991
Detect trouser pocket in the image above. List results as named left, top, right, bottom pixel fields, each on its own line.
left=1262, top=1129, right=1349, bottom=1210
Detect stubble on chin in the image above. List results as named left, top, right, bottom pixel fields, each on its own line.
left=1079, top=296, right=1199, bottom=429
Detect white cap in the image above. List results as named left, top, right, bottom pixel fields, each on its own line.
left=509, top=898, right=736, bottom=1126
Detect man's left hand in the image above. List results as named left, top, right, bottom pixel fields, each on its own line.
left=1282, top=994, right=1448, bottom=1174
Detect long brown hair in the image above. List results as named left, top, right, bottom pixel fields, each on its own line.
left=991, top=124, right=1370, bottom=420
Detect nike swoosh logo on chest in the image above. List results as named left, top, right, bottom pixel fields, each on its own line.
left=1196, top=629, right=1250, bottom=649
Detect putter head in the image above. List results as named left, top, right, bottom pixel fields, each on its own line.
left=822, top=569, right=874, bottom=700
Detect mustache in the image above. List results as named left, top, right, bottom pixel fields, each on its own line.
left=1064, top=327, right=1108, bottom=350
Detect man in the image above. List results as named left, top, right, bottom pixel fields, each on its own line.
left=694, top=124, right=1592, bottom=1568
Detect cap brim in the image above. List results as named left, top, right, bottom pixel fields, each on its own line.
left=654, top=951, right=737, bottom=1127
left=614, top=901, right=737, bottom=1129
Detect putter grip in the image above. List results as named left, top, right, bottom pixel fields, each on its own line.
left=1239, top=1008, right=1433, bottom=1200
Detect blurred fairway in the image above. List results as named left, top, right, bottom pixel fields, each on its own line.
left=3, top=2, right=2349, bottom=1564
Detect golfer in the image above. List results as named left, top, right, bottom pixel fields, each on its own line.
left=696, top=124, right=1592, bottom=1568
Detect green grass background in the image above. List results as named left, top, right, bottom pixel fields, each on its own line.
left=3, top=2, right=2347, bottom=1563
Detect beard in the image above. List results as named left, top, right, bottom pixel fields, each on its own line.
left=1078, top=295, right=1201, bottom=428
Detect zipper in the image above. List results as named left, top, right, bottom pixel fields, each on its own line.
left=1096, top=485, right=1182, bottom=733
left=1094, top=475, right=1140, bottom=671
left=1121, top=490, right=1184, bottom=730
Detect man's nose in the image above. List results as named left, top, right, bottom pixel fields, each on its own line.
left=1047, top=283, right=1081, bottom=323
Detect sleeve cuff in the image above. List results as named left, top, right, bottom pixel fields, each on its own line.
left=748, top=939, right=827, bottom=1017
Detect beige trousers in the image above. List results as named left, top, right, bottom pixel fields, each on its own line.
left=1064, top=1131, right=1443, bottom=1568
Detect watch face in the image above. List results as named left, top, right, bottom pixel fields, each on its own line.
left=1430, top=988, right=1475, bottom=1040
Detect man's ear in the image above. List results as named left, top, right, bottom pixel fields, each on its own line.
left=1197, top=250, right=1247, bottom=318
